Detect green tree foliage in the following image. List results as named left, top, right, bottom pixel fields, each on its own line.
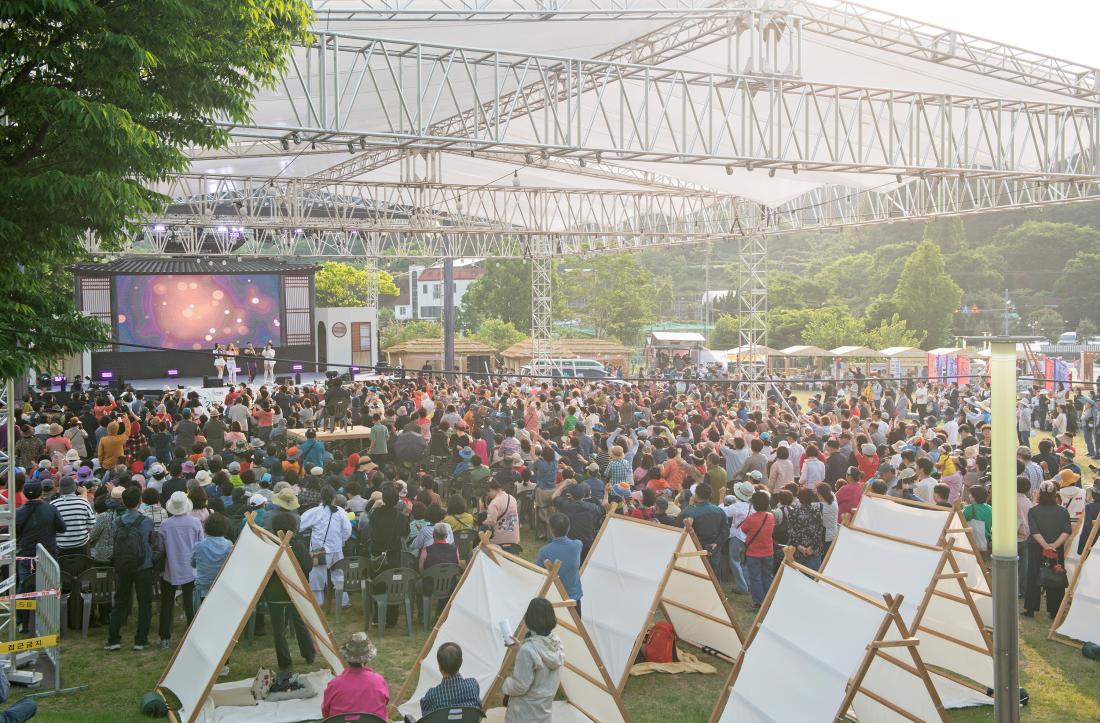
left=801, top=307, right=867, bottom=350
left=893, top=241, right=963, bottom=348
left=813, top=252, right=876, bottom=310
left=1054, top=252, right=1100, bottom=326
left=380, top=320, right=442, bottom=350
left=768, top=309, right=816, bottom=349
left=572, top=254, right=659, bottom=345
left=944, top=248, right=1004, bottom=294
left=923, top=218, right=967, bottom=254
left=709, top=314, right=741, bottom=350
left=1077, top=318, right=1098, bottom=341
left=768, top=272, right=832, bottom=310
left=471, top=319, right=527, bottom=353
left=863, top=314, right=925, bottom=349
left=992, top=222, right=1100, bottom=290
left=314, top=262, right=398, bottom=307
left=459, top=260, right=564, bottom=333
left=1028, top=308, right=1065, bottom=344
left=0, top=0, right=311, bottom=379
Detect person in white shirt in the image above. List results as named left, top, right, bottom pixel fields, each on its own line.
left=721, top=482, right=754, bottom=596
left=913, top=458, right=937, bottom=504
left=784, top=434, right=805, bottom=479
left=299, top=486, right=353, bottom=607
left=261, top=341, right=277, bottom=385
left=944, top=415, right=960, bottom=446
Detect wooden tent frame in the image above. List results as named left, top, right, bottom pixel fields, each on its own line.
left=819, top=523, right=994, bottom=698
left=709, top=549, right=949, bottom=723
left=390, top=538, right=630, bottom=722
left=1048, top=514, right=1100, bottom=647
left=579, top=513, right=744, bottom=692
left=1064, top=512, right=1090, bottom=576
left=157, top=516, right=345, bottom=723
left=856, top=492, right=992, bottom=594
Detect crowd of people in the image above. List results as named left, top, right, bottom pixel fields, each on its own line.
left=5, top=365, right=1097, bottom=720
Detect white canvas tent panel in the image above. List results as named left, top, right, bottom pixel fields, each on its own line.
left=714, top=569, right=944, bottom=723
left=580, top=517, right=741, bottom=688
left=396, top=548, right=626, bottom=723
left=1053, top=529, right=1100, bottom=646
left=580, top=517, right=683, bottom=685
left=852, top=495, right=990, bottom=595
left=821, top=527, right=992, bottom=707
left=1066, top=516, right=1087, bottom=576
left=158, top=523, right=344, bottom=723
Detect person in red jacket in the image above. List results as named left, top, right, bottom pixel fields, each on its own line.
left=739, top=491, right=776, bottom=609
left=853, top=441, right=879, bottom=484
left=835, top=467, right=865, bottom=523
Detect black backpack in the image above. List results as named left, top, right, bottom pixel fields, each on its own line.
left=113, top=516, right=147, bottom=570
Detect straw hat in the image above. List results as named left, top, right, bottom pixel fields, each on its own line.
left=1057, top=468, right=1081, bottom=488
left=64, top=449, right=81, bottom=463
left=733, top=481, right=755, bottom=503
left=609, top=446, right=625, bottom=460
left=165, top=491, right=194, bottom=516
left=49, top=423, right=63, bottom=436
left=272, top=488, right=300, bottom=510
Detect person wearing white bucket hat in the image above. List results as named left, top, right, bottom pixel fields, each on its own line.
left=722, top=481, right=756, bottom=596
left=156, top=492, right=203, bottom=650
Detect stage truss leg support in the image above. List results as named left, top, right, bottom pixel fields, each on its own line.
left=363, top=256, right=379, bottom=310
left=737, top=235, right=768, bottom=409
left=530, top=242, right=553, bottom=372
left=1, top=380, right=19, bottom=672
left=442, top=238, right=456, bottom=374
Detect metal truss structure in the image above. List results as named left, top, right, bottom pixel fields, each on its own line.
left=736, top=236, right=767, bottom=407
left=0, top=382, right=17, bottom=660
left=119, top=2, right=1100, bottom=405
left=220, top=33, right=1099, bottom=179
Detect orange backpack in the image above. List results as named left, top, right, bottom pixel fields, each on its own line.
left=641, top=621, right=678, bottom=663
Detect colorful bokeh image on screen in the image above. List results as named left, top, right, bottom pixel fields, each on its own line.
left=115, top=274, right=282, bottom=351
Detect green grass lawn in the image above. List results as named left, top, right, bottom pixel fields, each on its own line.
left=13, top=425, right=1100, bottom=722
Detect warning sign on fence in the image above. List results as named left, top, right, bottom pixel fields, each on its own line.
left=0, top=634, right=58, bottom=654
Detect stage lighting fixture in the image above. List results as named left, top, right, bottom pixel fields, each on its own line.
left=291, top=363, right=304, bottom=372
left=895, top=174, right=903, bottom=184
left=347, top=141, right=355, bottom=153
left=100, top=371, right=114, bottom=380
left=217, top=226, right=228, bottom=233
left=291, top=132, right=300, bottom=144
left=166, top=369, right=179, bottom=377
left=792, top=164, right=798, bottom=174
left=725, top=165, right=733, bottom=175
left=350, top=366, right=360, bottom=373
left=768, top=168, right=776, bottom=178
left=153, top=224, right=167, bottom=232
left=358, top=138, right=366, bottom=150
left=745, top=162, right=754, bottom=172
left=280, top=138, right=290, bottom=151
left=52, top=375, right=65, bottom=383
left=294, top=228, right=304, bottom=235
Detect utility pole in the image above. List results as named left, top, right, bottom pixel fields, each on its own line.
left=704, top=243, right=712, bottom=338
left=1003, top=289, right=1011, bottom=336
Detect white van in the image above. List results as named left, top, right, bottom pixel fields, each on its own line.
left=519, top=358, right=607, bottom=378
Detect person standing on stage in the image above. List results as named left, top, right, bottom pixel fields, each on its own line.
left=225, top=343, right=239, bottom=386
left=262, top=341, right=277, bottom=385
left=213, top=344, right=227, bottom=383
left=242, top=342, right=258, bottom=383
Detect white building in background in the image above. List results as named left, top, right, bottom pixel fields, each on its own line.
left=385, top=260, right=485, bottom=321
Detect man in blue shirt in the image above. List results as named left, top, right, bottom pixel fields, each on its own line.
left=582, top=463, right=605, bottom=500
left=678, top=483, right=729, bottom=560
left=538, top=514, right=583, bottom=616
left=419, top=643, right=481, bottom=717
left=105, top=486, right=156, bottom=651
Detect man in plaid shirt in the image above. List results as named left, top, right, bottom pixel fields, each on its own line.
left=419, top=642, right=481, bottom=717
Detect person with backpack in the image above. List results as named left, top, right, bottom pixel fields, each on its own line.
left=105, top=486, right=156, bottom=651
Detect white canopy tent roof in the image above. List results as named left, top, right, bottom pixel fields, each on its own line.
left=831, top=345, right=886, bottom=358
left=393, top=543, right=628, bottom=723
left=880, top=346, right=927, bottom=359
left=579, top=515, right=743, bottom=691
left=851, top=494, right=992, bottom=625
left=820, top=525, right=993, bottom=708
left=710, top=554, right=948, bottom=723
left=781, top=345, right=834, bottom=358
left=1050, top=520, right=1100, bottom=647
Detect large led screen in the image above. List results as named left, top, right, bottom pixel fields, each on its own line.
left=115, top=274, right=282, bottom=351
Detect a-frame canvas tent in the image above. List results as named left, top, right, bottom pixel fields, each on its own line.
left=157, top=518, right=345, bottom=723
left=1049, top=517, right=1100, bottom=647
left=852, top=493, right=992, bottom=624
left=392, top=542, right=629, bottom=723
left=819, top=524, right=993, bottom=708
left=1064, top=513, right=1091, bottom=577
left=578, top=514, right=743, bottom=691
left=710, top=552, right=948, bottom=723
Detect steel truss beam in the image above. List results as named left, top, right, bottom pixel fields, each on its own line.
left=226, top=33, right=1098, bottom=180
left=307, top=1, right=1100, bottom=101
left=96, top=175, right=1100, bottom=259
left=307, top=9, right=798, bottom=181
left=737, top=235, right=767, bottom=409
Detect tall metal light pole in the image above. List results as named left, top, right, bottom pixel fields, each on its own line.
left=965, top=335, right=1039, bottom=723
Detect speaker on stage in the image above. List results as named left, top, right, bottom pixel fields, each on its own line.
left=203, top=376, right=222, bottom=388
left=275, top=376, right=293, bottom=386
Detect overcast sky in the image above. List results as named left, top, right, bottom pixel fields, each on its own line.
left=861, top=0, right=1100, bottom=67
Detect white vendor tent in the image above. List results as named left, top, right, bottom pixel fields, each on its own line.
left=851, top=493, right=992, bottom=625
left=1049, top=519, right=1100, bottom=648
left=157, top=519, right=345, bottom=723
left=392, top=543, right=627, bottom=723
left=710, top=553, right=948, bottom=723
left=819, top=525, right=993, bottom=708
left=1065, top=514, right=1091, bottom=577
left=579, top=515, right=742, bottom=690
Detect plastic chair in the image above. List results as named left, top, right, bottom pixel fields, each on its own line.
left=58, top=554, right=93, bottom=581
left=453, top=529, right=479, bottom=562
left=321, top=714, right=387, bottom=723
left=400, top=550, right=420, bottom=572
left=76, top=567, right=116, bottom=639
left=329, top=556, right=369, bottom=625
left=418, top=707, right=485, bottom=722
left=499, top=543, right=523, bottom=556
left=367, top=567, right=417, bottom=638
left=419, top=563, right=461, bottom=631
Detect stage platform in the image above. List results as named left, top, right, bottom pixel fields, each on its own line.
left=286, top=426, right=372, bottom=444
left=47, top=372, right=386, bottom=398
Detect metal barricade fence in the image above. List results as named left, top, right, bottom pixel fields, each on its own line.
left=34, top=545, right=60, bottom=693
